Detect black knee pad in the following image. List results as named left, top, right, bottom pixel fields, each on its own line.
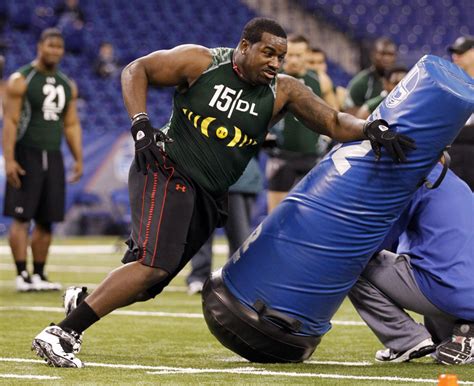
left=202, top=270, right=321, bottom=363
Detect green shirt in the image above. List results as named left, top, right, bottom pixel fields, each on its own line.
left=344, top=67, right=383, bottom=109
left=364, top=91, right=388, bottom=113
left=276, top=71, right=322, bottom=155
left=164, top=48, right=276, bottom=196
left=17, top=63, right=73, bottom=151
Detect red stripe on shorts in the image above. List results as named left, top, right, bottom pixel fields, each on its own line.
left=137, top=172, right=149, bottom=246
left=140, top=171, right=158, bottom=261
left=150, top=163, right=175, bottom=267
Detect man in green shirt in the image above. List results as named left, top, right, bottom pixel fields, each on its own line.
left=356, top=65, right=408, bottom=119
left=344, top=37, right=397, bottom=114
left=2, top=28, right=83, bottom=293
left=31, top=18, right=414, bottom=368
left=266, top=34, right=327, bottom=212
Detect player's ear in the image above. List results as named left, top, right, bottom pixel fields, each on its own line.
left=240, top=39, right=250, bottom=54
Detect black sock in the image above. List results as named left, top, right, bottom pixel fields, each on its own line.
left=33, top=262, right=45, bottom=277
left=58, top=301, right=100, bottom=334
left=15, top=261, right=27, bottom=276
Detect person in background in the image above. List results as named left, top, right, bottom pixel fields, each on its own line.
left=344, top=37, right=397, bottom=114
left=305, top=47, right=339, bottom=109
left=2, top=28, right=83, bottom=292
left=94, top=42, right=121, bottom=78
left=55, top=0, right=85, bottom=29
left=349, top=161, right=474, bottom=364
left=266, top=35, right=330, bottom=213
left=447, top=35, right=474, bottom=191
left=356, top=65, right=408, bottom=119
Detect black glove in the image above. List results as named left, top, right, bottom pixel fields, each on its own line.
left=131, top=118, right=173, bottom=174
left=363, top=119, right=416, bottom=163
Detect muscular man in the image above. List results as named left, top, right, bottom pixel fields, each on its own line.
left=2, top=28, right=83, bottom=292
left=305, top=46, right=339, bottom=110
left=344, top=37, right=397, bottom=114
left=356, top=65, right=408, bottom=120
left=349, top=162, right=474, bottom=364
left=31, top=18, right=412, bottom=368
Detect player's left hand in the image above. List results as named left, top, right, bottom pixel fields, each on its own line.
left=364, top=119, right=416, bottom=163
left=68, top=161, right=83, bottom=183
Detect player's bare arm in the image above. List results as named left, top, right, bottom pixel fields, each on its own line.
left=63, top=81, right=83, bottom=183
left=121, top=45, right=213, bottom=117
left=273, top=74, right=416, bottom=162
left=121, top=45, right=214, bottom=174
left=273, top=74, right=367, bottom=141
left=2, top=73, right=27, bottom=189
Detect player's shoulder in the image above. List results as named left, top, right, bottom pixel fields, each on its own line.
left=274, top=73, right=308, bottom=103
left=203, top=47, right=233, bottom=72
left=6, top=70, right=28, bottom=94
left=348, top=68, right=372, bottom=88
left=56, top=69, right=75, bottom=89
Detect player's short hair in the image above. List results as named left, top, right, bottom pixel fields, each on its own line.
left=287, top=34, right=309, bottom=45
left=384, top=64, right=408, bottom=80
left=373, top=37, right=396, bottom=51
left=241, top=17, right=286, bottom=44
left=309, top=47, right=326, bottom=55
left=39, top=28, right=63, bottom=43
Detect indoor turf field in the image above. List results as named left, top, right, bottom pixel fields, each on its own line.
left=1, top=236, right=474, bottom=385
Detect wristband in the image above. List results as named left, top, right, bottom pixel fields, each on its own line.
left=130, top=112, right=149, bottom=125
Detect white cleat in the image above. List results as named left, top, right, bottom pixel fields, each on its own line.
left=31, top=274, right=62, bottom=291
left=32, top=325, right=84, bottom=368
left=16, top=271, right=33, bottom=292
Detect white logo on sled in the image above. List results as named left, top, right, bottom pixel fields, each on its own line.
left=385, top=66, right=420, bottom=109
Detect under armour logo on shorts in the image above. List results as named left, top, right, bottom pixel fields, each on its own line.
left=175, top=184, right=186, bottom=192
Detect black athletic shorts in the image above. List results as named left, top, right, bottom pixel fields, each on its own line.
left=266, top=152, right=319, bottom=192
left=4, top=144, right=65, bottom=222
left=122, top=155, right=227, bottom=296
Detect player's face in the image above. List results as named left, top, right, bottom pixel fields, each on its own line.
left=306, top=51, right=327, bottom=73
left=242, top=32, right=287, bottom=85
left=373, top=43, right=397, bottom=72
left=283, top=41, right=308, bottom=76
left=38, top=37, right=65, bottom=68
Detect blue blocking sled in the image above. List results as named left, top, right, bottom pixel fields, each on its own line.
left=202, top=55, right=474, bottom=362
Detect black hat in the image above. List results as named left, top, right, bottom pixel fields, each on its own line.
left=448, top=36, right=474, bottom=54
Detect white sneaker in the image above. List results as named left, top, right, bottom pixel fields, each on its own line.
left=375, top=338, right=436, bottom=363
left=31, top=274, right=62, bottom=291
left=32, top=325, right=83, bottom=368
left=16, top=271, right=32, bottom=292
left=187, top=281, right=204, bottom=295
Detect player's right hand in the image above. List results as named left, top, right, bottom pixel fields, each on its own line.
left=5, top=160, right=26, bottom=189
left=131, top=118, right=173, bottom=174
left=363, top=119, right=416, bottom=163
